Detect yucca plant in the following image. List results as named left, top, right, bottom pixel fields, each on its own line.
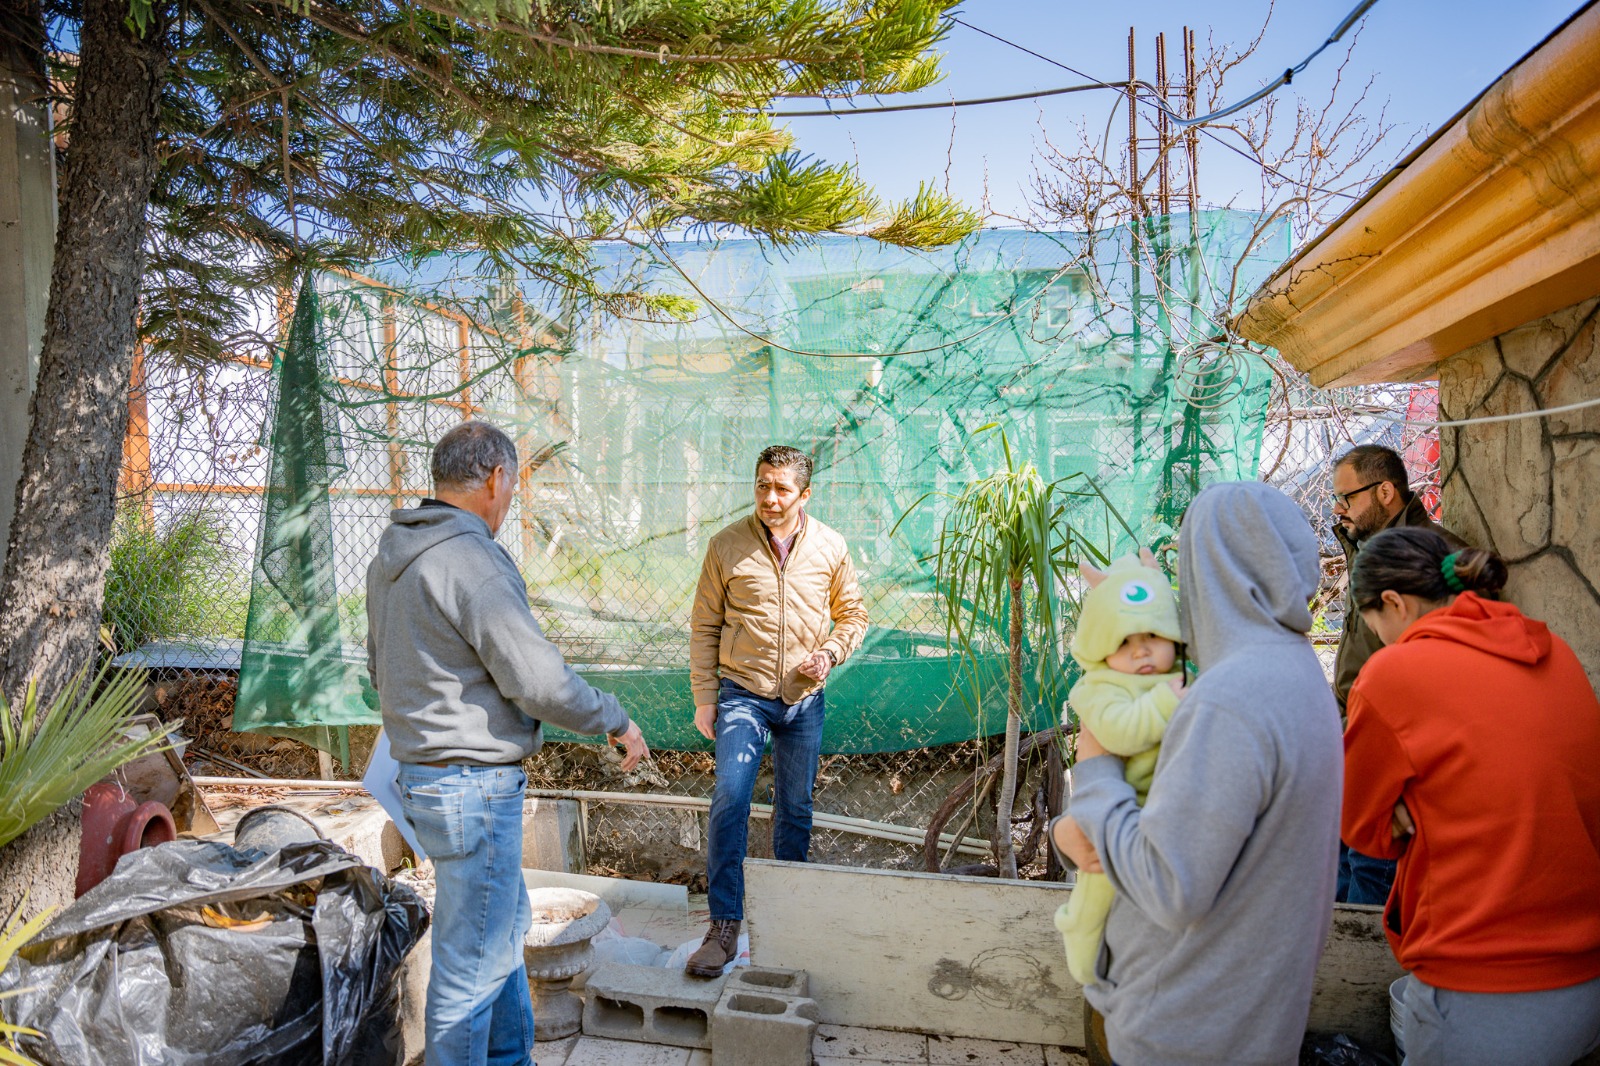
left=0, top=898, right=51, bottom=1066
left=0, top=663, right=176, bottom=852
left=893, top=426, right=1130, bottom=877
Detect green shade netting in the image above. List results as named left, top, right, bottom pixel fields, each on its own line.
left=233, top=210, right=1289, bottom=754
left=233, top=279, right=376, bottom=749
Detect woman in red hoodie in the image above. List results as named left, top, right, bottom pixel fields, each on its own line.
left=1344, top=526, right=1600, bottom=1066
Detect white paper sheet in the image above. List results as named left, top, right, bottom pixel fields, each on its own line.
left=362, top=728, right=427, bottom=859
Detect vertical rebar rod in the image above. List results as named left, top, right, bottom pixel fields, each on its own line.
left=1127, top=28, right=1139, bottom=219
left=1157, top=32, right=1171, bottom=217
left=1185, top=27, right=1200, bottom=220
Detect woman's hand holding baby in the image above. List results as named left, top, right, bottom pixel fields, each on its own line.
left=1076, top=721, right=1108, bottom=761
left=1052, top=815, right=1104, bottom=874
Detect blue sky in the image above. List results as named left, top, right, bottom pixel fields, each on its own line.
left=774, top=0, right=1586, bottom=226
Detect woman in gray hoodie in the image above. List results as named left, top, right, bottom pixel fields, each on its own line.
left=1058, top=481, right=1344, bottom=1066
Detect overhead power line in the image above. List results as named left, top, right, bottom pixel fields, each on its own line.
left=1164, top=0, right=1381, bottom=128
left=773, top=0, right=1379, bottom=128
left=770, top=80, right=1131, bottom=117
left=946, top=15, right=1364, bottom=201
left=952, top=2, right=1380, bottom=131
left=763, top=13, right=1373, bottom=201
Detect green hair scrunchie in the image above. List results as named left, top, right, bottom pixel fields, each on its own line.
left=1441, top=551, right=1467, bottom=593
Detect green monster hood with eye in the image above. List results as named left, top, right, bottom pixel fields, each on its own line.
left=1070, top=553, right=1183, bottom=669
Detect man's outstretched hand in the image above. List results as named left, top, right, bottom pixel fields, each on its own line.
left=610, top=719, right=650, bottom=772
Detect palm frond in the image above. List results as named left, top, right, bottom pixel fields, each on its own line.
left=0, top=896, right=52, bottom=1065
left=0, top=664, right=175, bottom=851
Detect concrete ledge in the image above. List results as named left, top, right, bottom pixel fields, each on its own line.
left=747, top=860, right=1405, bottom=1051
left=581, top=962, right=726, bottom=1049
left=523, top=797, right=583, bottom=873
left=745, top=859, right=1079, bottom=1046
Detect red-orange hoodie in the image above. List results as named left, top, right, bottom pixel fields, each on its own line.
left=1343, top=592, right=1600, bottom=993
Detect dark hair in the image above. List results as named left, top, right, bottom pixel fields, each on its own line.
left=431, top=421, right=518, bottom=488
left=1335, top=444, right=1412, bottom=498
left=1351, top=527, right=1507, bottom=611
left=755, top=445, right=813, bottom=491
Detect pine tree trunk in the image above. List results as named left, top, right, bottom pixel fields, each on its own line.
left=994, top=577, right=1024, bottom=879
left=0, top=0, right=166, bottom=705
left=0, top=0, right=166, bottom=921
left=0, top=803, right=81, bottom=924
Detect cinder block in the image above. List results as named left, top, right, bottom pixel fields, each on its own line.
left=581, top=962, right=726, bottom=1049
left=523, top=797, right=583, bottom=873
left=711, top=987, right=820, bottom=1066
left=726, top=966, right=809, bottom=998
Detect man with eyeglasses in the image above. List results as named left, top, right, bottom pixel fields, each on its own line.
left=1330, top=444, right=1459, bottom=905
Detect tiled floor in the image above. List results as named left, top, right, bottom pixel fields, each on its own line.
left=532, top=1026, right=1089, bottom=1066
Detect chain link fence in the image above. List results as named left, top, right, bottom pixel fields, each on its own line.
left=110, top=227, right=1443, bottom=884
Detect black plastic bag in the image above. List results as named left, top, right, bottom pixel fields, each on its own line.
left=1300, top=1032, right=1399, bottom=1066
left=0, top=839, right=428, bottom=1066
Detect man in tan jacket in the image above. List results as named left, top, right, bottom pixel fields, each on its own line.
left=684, top=445, right=869, bottom=977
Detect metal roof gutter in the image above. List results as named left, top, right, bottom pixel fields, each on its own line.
left=1235, top=0, right=1600, bottom=387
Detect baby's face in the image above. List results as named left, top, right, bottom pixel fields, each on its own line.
left=1105, top=632, right=1178, bottom=676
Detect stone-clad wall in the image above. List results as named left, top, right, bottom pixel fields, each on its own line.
left=1437, top=296, right=1600, bottom=690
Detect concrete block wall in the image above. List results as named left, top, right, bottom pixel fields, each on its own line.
left=1437, top=296, right=1600, bottom=690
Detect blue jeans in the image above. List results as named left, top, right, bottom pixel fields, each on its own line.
left=707, top=679, right=826, bottom=921
left=399, top=762, right=534, bottom=1066
left=1336, top=841, right=1397, bottom=906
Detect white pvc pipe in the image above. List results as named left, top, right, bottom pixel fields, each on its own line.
left=528, top=789, right=991, bottom=859
left=193, top=775, right=362, bottom=789
left=191, top=777, right=992, bottom=859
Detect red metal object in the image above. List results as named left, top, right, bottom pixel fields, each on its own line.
left=76, top=781, right=177, bottom=898
left=1404, top=386, right=1443, bottom=520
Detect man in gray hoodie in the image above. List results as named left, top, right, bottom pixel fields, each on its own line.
left=1056, top=481, right=1343, bottom=1065
left=367, top=421, right=648, bottom=1066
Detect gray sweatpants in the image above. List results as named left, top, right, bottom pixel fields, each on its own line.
left=1397, top=972, right=1600, bottom=1066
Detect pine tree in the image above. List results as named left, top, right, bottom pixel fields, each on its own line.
left=0, top=0, right=977, bottom=915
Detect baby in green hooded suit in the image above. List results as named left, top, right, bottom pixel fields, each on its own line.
left=1054, top=549, right=1186, bottom=986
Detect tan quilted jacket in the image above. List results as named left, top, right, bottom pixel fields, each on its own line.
left=689, top=513, right=869, bottom=707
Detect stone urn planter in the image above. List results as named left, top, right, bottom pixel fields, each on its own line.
left=523, top=887, right=611, bottom=1040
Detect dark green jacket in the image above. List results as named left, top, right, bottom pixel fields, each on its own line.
left=1332, top=494, right=1460, bottom=714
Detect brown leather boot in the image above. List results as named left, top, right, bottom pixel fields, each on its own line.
left=684, top=919, right=741, bottom=978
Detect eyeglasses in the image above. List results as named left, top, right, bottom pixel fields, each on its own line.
left=1330, top=480, right=1384, bottom=510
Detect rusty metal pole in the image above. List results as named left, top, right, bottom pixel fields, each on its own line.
left=382, top=301, right=403, bottom=510
left=1185, top=27, right=1200, bottom=220
left=1157, top=32, right=1171, bottom=217
left=1127, top=28, right=1140, bottom=218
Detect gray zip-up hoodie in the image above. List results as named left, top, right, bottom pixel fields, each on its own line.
left=1069, top=481, right=1342, bottom=1066
left=366, top=504, right=628, bottom=765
